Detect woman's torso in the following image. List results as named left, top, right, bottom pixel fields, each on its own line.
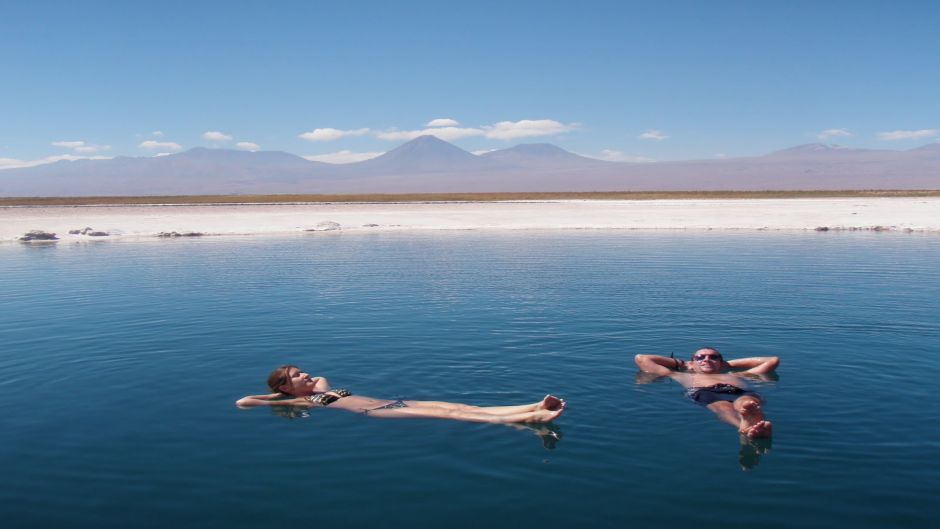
left=317, top=394, right=394, bottom=412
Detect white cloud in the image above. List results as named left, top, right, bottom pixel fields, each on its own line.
left=432, top=127, right=484, bottom=141
left=298, top=127, right=371, bottom=142
left=0, top=154, right=112, bottom=170
left=151, top=131, right=164, bottom=137
left=75, top=145, right=110, bottom=153
left=0, top=157, right=25, bottom=169
left=375, top=128, right=455, bottom=141
left=585, top=149, right=655, bottom=163
left=51, top=140, right=111, bottom=154
left=303, top=150, right=384, bottom=164
left=427, top=118, right=460, bottom=127
left=203, top=131, right=233, bottom=141
left=139, top=140, right=183, bottom=151
left=236, top=141, right=260, bottom=151
left=481, top=119, right=574, bottom=140
left=472, top=149, right=497, bottom=155
left=374, top=129, right=429, bottom=141
left=51, top=140, right=85, bottom=149
left=376, top=126, right=486, bottom=142
left=639, top=129, right=669, bottom=141
left=375, top=119, right=575, bottom=142
left=817, top=128, right=853, bottom=140
left=877, top=129, right=938, bottom=141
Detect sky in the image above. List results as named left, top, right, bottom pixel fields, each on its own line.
left=2, top=0, right=939, bottom=169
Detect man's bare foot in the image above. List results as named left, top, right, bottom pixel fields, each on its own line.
left=735, top=396, right=772, bottom=438
left=538, top=394, right=565, bottom=411
left=743, top=420, right=773, bottom=438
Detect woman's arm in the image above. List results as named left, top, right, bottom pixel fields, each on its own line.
left=634, top=354, right=684, bottom=377
left=235, top=393, right=311, bottom=408
left=311, top=377, right=331, bottom=392
left=726, top=356, right=780, bottom=374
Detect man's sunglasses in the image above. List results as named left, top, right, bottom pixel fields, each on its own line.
left=693, top=354, right=723, bottom=361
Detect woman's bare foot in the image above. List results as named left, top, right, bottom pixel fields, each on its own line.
left=735, top=396, right=772, bottom=438
left=526, top=407, right=564, bottom=423
left=538, top=394, right=565, bottom=411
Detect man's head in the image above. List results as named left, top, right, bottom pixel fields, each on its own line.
left=690, top=347, right=725, bottom=373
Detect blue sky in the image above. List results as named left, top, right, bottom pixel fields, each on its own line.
left=2, top=0, right=939, bottom=168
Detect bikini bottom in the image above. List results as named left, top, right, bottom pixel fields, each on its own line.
left=363, top=399, right=409, bottom=414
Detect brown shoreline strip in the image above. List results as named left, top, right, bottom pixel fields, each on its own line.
left=3, top=190, right=940, bottom=207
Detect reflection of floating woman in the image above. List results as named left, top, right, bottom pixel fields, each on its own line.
left=635, top=348, right=778, bottom=438
left=236, top=365, right=566, bottom=424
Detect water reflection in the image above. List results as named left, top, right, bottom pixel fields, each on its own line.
left=270, top=405, right=311, bottom=420
left=510, top=422, right=564, bottom=450
left=268, top=404, right=564, bottom=449
left=739, top=436, right=772, bottom=471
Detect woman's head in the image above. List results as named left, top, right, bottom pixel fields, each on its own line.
left=268, top=365, right=305, bottom=395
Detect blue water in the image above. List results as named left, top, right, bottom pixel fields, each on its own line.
left=1, top=231, right=939, bottom=528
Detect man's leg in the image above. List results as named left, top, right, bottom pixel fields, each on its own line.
left=734, top=395, right=772, bottom=438
left=706, top=401, right=741, bottom=428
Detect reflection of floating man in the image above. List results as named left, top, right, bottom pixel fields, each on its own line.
left=635, top=348, right=778, bottom=438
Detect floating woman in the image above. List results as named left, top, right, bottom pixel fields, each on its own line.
left=236, top=365, right=566, bottom=424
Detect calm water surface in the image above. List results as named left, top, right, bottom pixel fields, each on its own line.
left=1, top=231, right=939, bottom=528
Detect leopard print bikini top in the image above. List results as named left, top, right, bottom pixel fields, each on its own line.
left=304, top=388, right=352, bottom=406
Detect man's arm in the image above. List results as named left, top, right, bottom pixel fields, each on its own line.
left=726, top=356, right=779, bottom=375
left=634, top=354, right=684, bottom=377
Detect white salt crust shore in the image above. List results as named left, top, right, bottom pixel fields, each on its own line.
left=2, top=198, right=939, bottom=242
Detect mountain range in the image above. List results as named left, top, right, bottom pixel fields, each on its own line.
left=2, top=135, right=939, bottom=196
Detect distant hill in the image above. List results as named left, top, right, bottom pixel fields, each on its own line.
left=479, top=143, right=613, bottom=170
left=912, top=143, right=940, bottom=152
left=2, top=136, right=939, bottom=196
left=348, top=135, right=502, bottom=173
left=0, top=147, right=332, bottom=196
left=765, top=143, right=854, bottom=155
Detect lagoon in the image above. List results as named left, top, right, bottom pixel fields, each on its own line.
left=1, top=232, right=938, bottom=528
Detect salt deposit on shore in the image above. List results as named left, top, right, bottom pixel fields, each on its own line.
left=2, top=198, right=939, bottom=242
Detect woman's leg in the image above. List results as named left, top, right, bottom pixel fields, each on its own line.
left=364, top=405, right=563, bottom=424
left=404, top=395, right=564, bottom=415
